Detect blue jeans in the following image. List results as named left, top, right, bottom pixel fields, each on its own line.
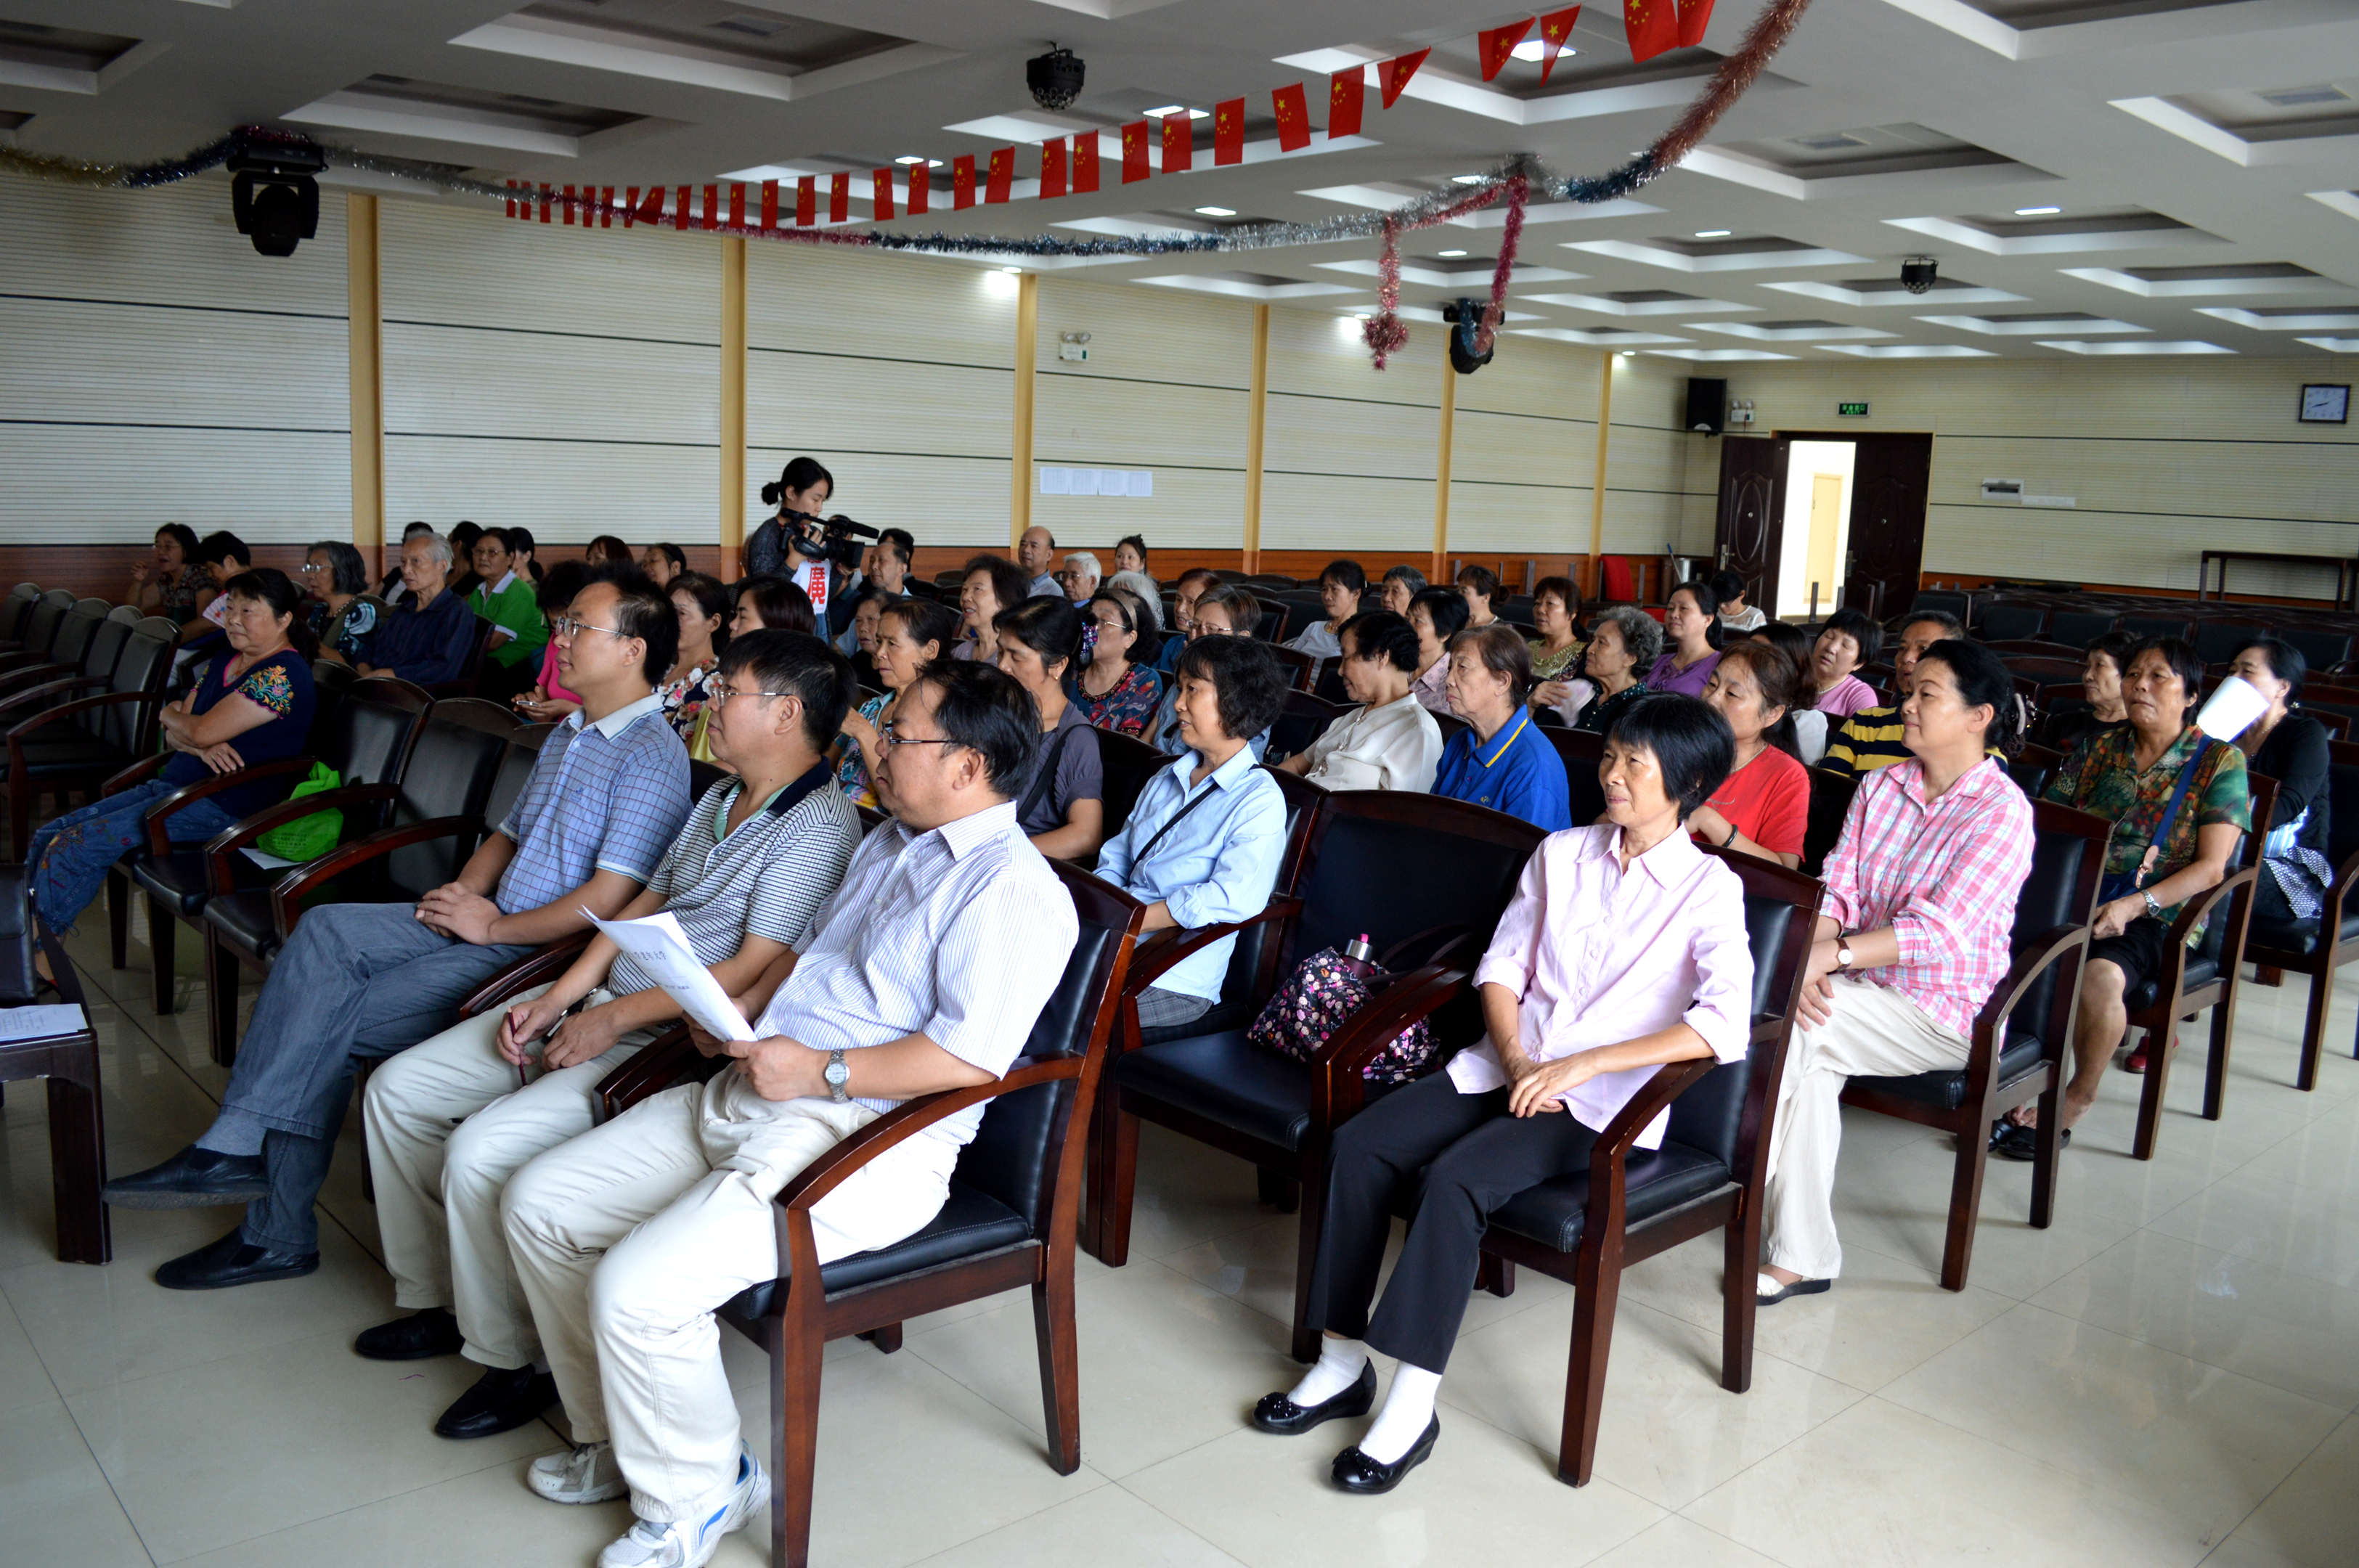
left=25, top=777, right=235, bottom=936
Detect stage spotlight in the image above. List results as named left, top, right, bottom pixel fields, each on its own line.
left=227, top=134, right=326, bottom=258
left=1900, top=256, right=1939, bottom=295
left=1441, top=297, right=1496, bottom=375
left=1027, top=46, right=1085, bottom=112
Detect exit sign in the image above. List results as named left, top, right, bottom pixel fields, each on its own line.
left=1837, top=401, right=1870, bottom=417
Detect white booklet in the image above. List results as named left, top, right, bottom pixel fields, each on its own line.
left=583, top=908, right=757, bottom=1043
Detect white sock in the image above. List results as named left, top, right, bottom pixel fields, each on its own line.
left=1286, top=1337, right=1369, bottom=1408
left=1358, top=1363, right=1441, bottom=1465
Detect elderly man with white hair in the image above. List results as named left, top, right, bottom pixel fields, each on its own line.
left=359, top=531, right=477, bottom=685
left=1061, top=551, right=1104, bottom=604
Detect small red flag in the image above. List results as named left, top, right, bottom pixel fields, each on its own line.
left=728, top=183, right=744, bottom=229
left=871, top=168, right=894, bottom=221
left=600, top=187, right=614, bottom=227
left=952, top=154, right=975, bottom=209
left=1479, top=20, right=1534, bottom=80
left=505, top=182, right=517, bottom=219
left=1271, top=83, right=1311, bottom=152
left=633, top=185, right=663, bottom=226
left=759, top=179, right=777, bottom=232
left=985, top=146, right=1014, bottom=203
left=1074, top=132, right=1100, bottom=192
left=1676, top=0, right=1714, bottom=47
left=1625, top=0, right=1677, bottom=61
left=1329, top=68, right=1365, bottom=139
left=1120, top=121, right=1149, bottom=183
left=562, top=184, right=576, bottom=226
left=828, top=173, right=847, bottom=224
left=1380, top=49, right=1430, bottom=107
left=539, top=184, right=553, bottom=223
left=1213, top=97, right=1245, bottom=165
left=1162, top=112, right=1192, bottom=173
left=908, top=163, right=929, bottom=216
left=795, top=176, right=815, bottom=227
left=1539, top=7, right=1581, bottom=82
left=1040, top=136, right=1067, bottom=199
left=700, top=184, right=716, bottom=230
left=673, top=185, right=690, bottom=230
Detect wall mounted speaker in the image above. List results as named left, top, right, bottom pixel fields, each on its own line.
left=1684, top=377, right=1727, bottom=436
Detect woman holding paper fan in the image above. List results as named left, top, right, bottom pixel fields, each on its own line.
left=2225, top=637, right=2332, bottom=926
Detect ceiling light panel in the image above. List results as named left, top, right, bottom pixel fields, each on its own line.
left=1886, top=207, right=2213, bottom=254
left=1767, top=277, right=2028, bottom=306
left=2037, top=338, right=2236, bottom=355
left=1565, top=235, right=1864, bottom=271
left=2061, top=262, right=2337, bottom=298
left=1817, top=343, right=1999, bottom=357
left=1919, top=311, right=2148, bottom=335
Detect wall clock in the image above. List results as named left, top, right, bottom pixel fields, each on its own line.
left=2300, top=383, right=2350, bottom=424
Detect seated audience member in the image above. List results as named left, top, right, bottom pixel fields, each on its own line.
left=1113, top=534, right=1152, bottom=583
left=501, top=661, right=1079, bottom=1559
left=1573, top=605, right=1661, bottom=734
left=1406, top=586, right=1470, bottom=716
left=844, top=585, right=887, bottom=690
left=2048, top=629, right=2138, bottom=754
left=1019, top=524, right=1061, bottom=597
left=359, top=531, right=476, bottom=686
left=1095, top=636, right=1292, bottom=1029
left=1288, top=560, right=1368, bottom=660
left=446, top=521, right=486, bottom=601
left=131, top=521, right=207, bottom=622
left=1818, top=611, right=1965, bottom=777
left=837, top=531, right=915, bottom=656
left=956, top=555, right=1030, bottom=667
left=1645, top=581, right=1722, bottom=698
left=584, top=534, right=632, bottom=568
left=379, top=520, right=436, bottom=605
left=1258, top=694, right=1752, bottom=1490
left=1692, top=641, right=1809, bottom=867
left=102, top=568, right=693, bottom=1291
left=1069, top=589, right=1162, bottom=738
left=1455, top=564, right=1501, bottom=630
left=301, top=539, right=378, bottom=668
left=836, top=597, right=960, bottom=809
left=1277, top=611, right=1442, bottom=793
left=192, top=530, right=254, bottom=626
left=1105, top=571, right=1163, bottom=642
left=1525, top=575, right=1586, bottom=703
left=1152, top=584, right=1261, bottom=753
left=640, top=542, right=685, bottom=589
left=2228, top=637, right=2333, bottom=925
left=1379, top=564, right=1427, bottom=618
left=470, top=527, right=550, bottom=700
left=1997, top=638, right=2248, bottom=1152
left=1808, top=608, right=1883, bottom=719
left=515, top=560, right=588, bottom=724
left=24, top=570, right=317, bottom=973
left=1712, top=569, right=1767, bottom=633
left=662, top=571, right=729, bottom=748
left=742, top=457, right=834, bottom=579
left=997, top=595, right=1107, bottom=860
left=1059, top=550, right=1104, bottom=605
left=1745, top=619, right=1824, bottom=761
left=1157, top=567, right=1221, bottom=674
left=1760, top=639, right=2034, bottom=1298
left=1434, top=625, right=1571, bottom=830
left=357, top=629, right=861, bottom=1440
left=727, top=573, right=818, bottom=637
left=505, top=524, right=542, bottom=584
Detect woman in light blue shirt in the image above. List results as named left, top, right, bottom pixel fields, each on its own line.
left=1096, top=636, right=1293, bottom=1031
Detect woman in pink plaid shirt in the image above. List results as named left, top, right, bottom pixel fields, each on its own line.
left=1758, top=640, right=2035, bottom=1305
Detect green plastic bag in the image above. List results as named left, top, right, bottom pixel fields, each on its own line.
left=255, top=762, right=343, bottom=861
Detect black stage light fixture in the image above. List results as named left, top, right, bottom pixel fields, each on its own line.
left=227, top=133, right=327, bottom=258
left=1900, top=255, right=1939, bottom=295
left=1441, top=297, right=1495, bottom=375
left=1027, top=45, right=1084, bottom=112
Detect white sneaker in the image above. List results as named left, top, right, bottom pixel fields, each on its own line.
left=529, top=1441, right=627, bottom=1505
left=596, top=1444, right=769, bottom=1568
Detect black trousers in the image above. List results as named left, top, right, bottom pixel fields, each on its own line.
left=1304, top=1070, right=1599, bottom=1375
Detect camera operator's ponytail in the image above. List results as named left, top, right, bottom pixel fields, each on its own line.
left=761, top=455, right=834, bottom=510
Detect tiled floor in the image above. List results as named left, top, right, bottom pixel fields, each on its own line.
left=6, top=912, right=2359, bottom=1567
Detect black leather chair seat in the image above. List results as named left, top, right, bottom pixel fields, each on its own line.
left=1137, top=1000, right=1250, bottom=1050
left=12, top=738, right=129, bottom=775
left=2125, top=952, right=2218, bottom=1013
left=1854, top=1036, right=2047, bottom=1111
left=725, top=1183, right=1032, bottom=1316
left=203, top=891, right=285, bottom=960
left=1116, top=1029, right=1314, bottom=1151
left=2248, top=908, right=2359, bottom=957
left=1486, top=1141, right=1730, bottom=1253
left=132, top=852, right=211, bottom=916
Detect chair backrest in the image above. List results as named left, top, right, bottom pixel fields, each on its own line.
left=1289, top=791, right=1546, bottom=981
left=2192, top=622, right=2263, bottom=668
left=13, top=590, right=73, bottom=658
left=0, top=583, right=38, bottom=642
left=311, top=657, right=359, bottom=698
left=1268, top=690, right=1344, bottom=763
left=314, top=687, right=428, bottom=794
left=1801, top=767, right=1857, bottom=878
left=685, top=757, right=730, bottom=802
left=1253, top=605, right=1286, bottom=642
left=384, top=714, right=515, bottom=896
left=350, top=673, right=433, bottom=713
left=1541, top=724, right=1606, bottom=826
left=484, top=724, right=555, bottom=829
left=47, top=599, right=106, bottom=675
left=2049, top=610, right=2113, bottom=645
left=2194, top=772, right=2275, bottom=963
left=1093, top=727, right=1169, bottom=841
left=97, top=618, right=180, bottom=753
left=2010, top=803, right=2112, bottom=1044
left=1666, top=853, right=1824, bottom=1169
left=78, top=613, right=134, bottom=685
left=1979, top=603, right=2046, bottom=642
left=956, top=863, right=1143, bottom=1233
left=1600, top=556, right=1635, bottom=603
left=1266, top=644, right=1319, bottom=693
left=426, top=696, right=521, bottom=738
left=2281, top=626, right=2353, bottom=674
left=2008, top=740, right=2065, bottom=801
left=2002, top=656, right=2084, bottom=685
left=2117, top=614, right=2193, bottom=641
left=1432, top=709, right=1472, bottom=749
left=1199, top=769, right=1328, bottom=1011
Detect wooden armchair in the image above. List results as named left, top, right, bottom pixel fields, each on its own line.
left=2243, top=742, right=2359, bottom=1093
left=1, top=912, right=108, bottom=1263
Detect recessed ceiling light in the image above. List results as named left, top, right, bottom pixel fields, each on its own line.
left=1001, top=266, right=1022, bottom=274
left=1353, top=312, right=1372, bottom=321
left=1451, top=174, right=1487, bottom=185
left=1618, top=350, right=1636, bottom=357
left=895, top=155, right=926, bottom=166
left=1437, top=248, right=1467, bottom=258
left=2014, top=205, right=2062, bottom=216
left=1145, top=105, right=1208, bottom=119
left=1509, top=38, right=1573, bottom=62
left=1194, top=205, right=1236, bottom=217
left=1694, top=229, right=1732, bottom=238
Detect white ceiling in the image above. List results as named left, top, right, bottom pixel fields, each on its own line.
left=7, top=0, right=2359, bottom=359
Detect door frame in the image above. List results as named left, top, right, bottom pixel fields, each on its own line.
left=1772, top=429, right=1936, bottom=621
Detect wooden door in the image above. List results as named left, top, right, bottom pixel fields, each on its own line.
left=1712, top=436, right=1786, bottom=611
left=1843, top=433, right=1934, bottom=622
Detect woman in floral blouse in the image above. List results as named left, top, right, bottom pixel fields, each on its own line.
left=834, top=597, right=960, bottom=806
left=301, top=541, right=378, bottom=666
left=660, top=572, right=728, bottom=743
left=1067, top=589, right=1162, bottom=738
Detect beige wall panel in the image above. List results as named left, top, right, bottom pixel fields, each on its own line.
left=747, top=243, right=1015, bottom=368
left=1034, top=377, right=1249, bottom=471
left=1, top=426, right=351, bottom=543
left=385, top=325, right=715, bottom=449
left=1037, top=277, right=1253, bottom=391
left=749, top=351, right=1011, bottom=461
left=746, top=448, right=1010, bottom=549
left=383, top=200, right=717, bottom=346
left=386, top=434, right=714, bottom=539
left=1260, top=473, right=1433, bottom=553
left=1030, top=466, right=1250, bottom=552
left=1263, top=391, right=1439, bottom=486
left=2, top=297, right=349, bottom=432
left=1456, top=335, right=1602, bottom=425
left=1265, top=306, right=1442, bottom=404
left=1449, top=404, right=1590, bottom=551
left=0, top=179, right=349, bottom=315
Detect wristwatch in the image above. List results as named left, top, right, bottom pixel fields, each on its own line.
left=823, top=1048, right=850, bottom=1103
left=2140, top=891, right=2164, bottom=923
left=1835, top=941, right=1856, bottom=971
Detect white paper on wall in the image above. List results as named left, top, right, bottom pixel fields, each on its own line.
left=1038, top=466, right=1071, bottom=494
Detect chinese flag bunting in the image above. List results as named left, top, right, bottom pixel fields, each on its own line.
left=1162, top=111, right=1192, bottom=173
left=908, top=162, right=929, bottom=215
left=1624, top=0, right=1677, bottom=61
left=794, top=176, right=815, bottom=227
left=871, top=168, right=895, bottom=221
left=539, top=184, right=553, bottom=222
left=1676, top=0, right=1714, bottom=47
left=985, top=146, right=1014, bottom=203
left=828, top=172, right=848, bottom=224
left=952, top=154, right=976, bottom=208
left=505, top=181, right=517, bottom=219
left=1478, top=19, right=1534, bottom=80
left=728, top=183, right=745, bottom=229
left=1539, top=7, right=1581, bottom=82
left=759, top=179, right=778, bottom=232
left=1074, top=131, right=1101, bottom=192
left=1380, top=49, right=1430, bottom=108
left=561, top=184, right=576, bottom=225
left=703, top=184, right=720, bottom=230
left=1213, top=97, right=1244, bottom=165
left=1120, top=121, right=1149, bottom=183
left=673, top=185, right=690, bottom=230
left=1329, top=68, right=1365, bottom=139
left=633, top=185, right=663, bottom=225
left=600, top=187, right=614, bottom=226
left=1040, top=136, right=1067, bottom=199
left=1272, top=82, right=1311, bottom=151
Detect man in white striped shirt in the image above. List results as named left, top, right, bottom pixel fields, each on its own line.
left=503, top=661, right=1078, bottom=1568
left=354, top=630, right=863, bottom=1446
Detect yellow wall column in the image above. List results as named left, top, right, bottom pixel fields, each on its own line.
left=346, top=194, right=384, bottom=568
left=718, top=237, right=747, bottom=579
left=1587, top=351, right=1615, bottom=597
left=1009, top=272, right=1038, bottom=548
left=1242, top=303, right=1269, bottom=573
left=1432, top=354, right=1457, bottom=581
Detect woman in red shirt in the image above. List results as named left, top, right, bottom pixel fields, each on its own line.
left=1691, top=640, right=1809, bottom=868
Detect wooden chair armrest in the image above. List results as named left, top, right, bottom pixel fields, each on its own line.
left=592, top=1025, right=712, bottom=1121
left=774, top=1055, right=1083, bottom=1215
left=1315, top=964, right=1472, bottom=1123
left=103, top=753, right=175, bottom=796
left=2140, top=866, right=2260, bottom=1007
left=0, top=672, right=105, bottom=716
left=267, top=814, right=481, bottom=935
left=140, top=758, right=334, bottom=854
left=6, top=688, right=152, bottom=746
left=459, top=931, right=596, bottom=1020
left=2164, top=865, right=2258, bottom=949
left=1963, top=921, right=2091, bottom=1083
left=200, top=782, right=402, bottom=890
left=1589, top=1057, right=1719, bottom=1165
left=1122, top=897, right=1303, bottom=995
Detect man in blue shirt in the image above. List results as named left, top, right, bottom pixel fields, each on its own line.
left=360, top=531, right=478, bottom=686
left=1095, top=636, right=1292, bottom=1030
left=1430, top=624, right=1573, bottom=831
left=107, top=568, right=695, bottom=1291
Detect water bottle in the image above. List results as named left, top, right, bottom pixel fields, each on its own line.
left=1335, top=932, right=1380, bottom=981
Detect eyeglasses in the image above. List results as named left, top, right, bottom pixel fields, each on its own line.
left=707, top=683, right=791, bottom=703
left=550, top=616, right=626, bottom=640
left=877, top=720, right=958, bottom=749
left=297, top=561, right=327, bottom=574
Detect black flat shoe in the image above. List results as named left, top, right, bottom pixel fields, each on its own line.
left=104, top=1146, right=269, bottom=1209
left=1756, top=1274, right=1833, bottom=1307
left=1250, top=1359, right=1376, bottom=1435
left=154, top=1229, right=318, bottom=1291
left=433, top=1365, right=559, bottom=1440
left=356, top=1307, right=464, bottom=1362
left=1331, top=1417, right=1440, bottom=1495
left=1989, top=1121, right=2068, bottom=1163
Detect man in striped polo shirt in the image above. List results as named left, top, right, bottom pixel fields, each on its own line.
left=1818, top=611, right=1966, bottom=777
left=354, top=629, right=864, bottom=1443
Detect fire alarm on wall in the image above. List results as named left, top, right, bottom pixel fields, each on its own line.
left=1058, top=330, right=1090, bottom=363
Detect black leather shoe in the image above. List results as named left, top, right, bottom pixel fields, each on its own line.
left=1331, top=1416, right=1440, bottom=1494
left=154, top=1229, right=319, bottom=1291
left=1250, top=1359, right=1376, bottom=1435
left=1989, top=1120, right=2068, bottom=1163
left=356, top=1307, right=464, bottom=1362
left=433, top=1365, right=559, bottom=1440
left=103, top=1147, right=269, bottom=1209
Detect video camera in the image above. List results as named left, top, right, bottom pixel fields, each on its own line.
left=761, top=479, right=876, bottom=571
